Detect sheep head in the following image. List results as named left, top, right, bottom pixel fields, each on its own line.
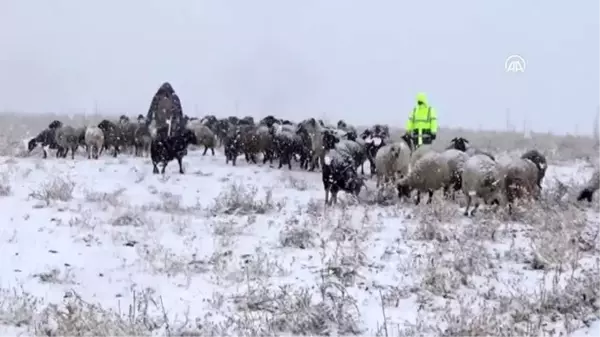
left=521, top=149, right=547, bottom=187
left=27, top=137, right=38, bottom=152
left=322, top=131, right=339, bottom=150
left=98, top=120, right=115, bottom=132
left=182, top=129, right=198, bottom=146
left=577, top=188, right=595, bottom=202
left=448, top=137, right=469, bottom=152
left=401, top=133, right=414, bottom=152
left=48, top=120, right=63, bottom=129
left=345, top=130, right=358, bottom=141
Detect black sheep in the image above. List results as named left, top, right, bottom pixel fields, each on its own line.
left=98, top=119, right=122, bottom=157
left=28, top=129, right=59, bottom=159
left=223, top=128, right=242, bottom=166
left=151, top=127, right=197, bottom=174
left=321, top=132, right=364, bottom=205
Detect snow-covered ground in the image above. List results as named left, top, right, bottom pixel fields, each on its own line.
left=0, top=147, right=597, bottom=336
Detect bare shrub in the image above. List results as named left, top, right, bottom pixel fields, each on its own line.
left=211, top=218, right=249, bottom=237
left=83, top=187, right=125, bottom=207
left=32, top=289, right=189, bottom=336
left=29, top=177, right=75, bottom=205
left=0, top=178, right=11, bottom=196
left=144, top=191, right=188, bottom=213
left=32, top=268, right=75, bottom=284
left=280, top=174, right=312, bottom=191
left=111, top=209, right=149, bottom=227
left=229, top=248, right=289, bottom=283
left=279, top=225, right=317, bottom=249
left=233, top=283, right=362, bottom=336
left=208, top=182, right=284, bottom=215
left=0, top=288, right=41, bottom=328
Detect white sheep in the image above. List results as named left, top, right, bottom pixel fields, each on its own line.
left=396, top=151, right=452, bottom=204
left=374, top=137, right=412, bottom=189
left=500, top=149, right=548, bottom=213
left=186, top=121, right=217, bottom=156
left=84, top=126, right=105, bottom=159
left=461, top=154, right=503, bottom=216
left=439, top=149, right=470, bottom=200
left=409, top=144, right=436, bottom=167
left=577, top=168, right=599, bottom=202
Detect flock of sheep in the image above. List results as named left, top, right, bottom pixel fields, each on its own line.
left=25, top=113, right=599, bottom=213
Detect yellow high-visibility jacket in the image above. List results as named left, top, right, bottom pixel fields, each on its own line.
left=405, top=92, right=438, bottom=138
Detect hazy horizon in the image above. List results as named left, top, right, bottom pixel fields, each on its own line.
left=1, top=0, right=598, bottom=135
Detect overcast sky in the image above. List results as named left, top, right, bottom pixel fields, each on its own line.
left=1, top=0, right=598, bottom=134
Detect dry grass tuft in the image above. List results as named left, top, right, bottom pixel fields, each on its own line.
left=28, top=176, right=75, bottom=205
left=208, top=181, right=285, bottom=215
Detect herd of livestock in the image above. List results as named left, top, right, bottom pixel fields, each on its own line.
left=25, top=113, right=599, bottom=213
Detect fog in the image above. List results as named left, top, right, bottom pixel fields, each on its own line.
left=1, top=0, right=598, bottom=134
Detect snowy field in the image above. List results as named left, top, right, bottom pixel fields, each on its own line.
left=0, top=113, right=598, bottom=336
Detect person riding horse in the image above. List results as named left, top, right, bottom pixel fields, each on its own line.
left=145, top=82, right=184, bottom=138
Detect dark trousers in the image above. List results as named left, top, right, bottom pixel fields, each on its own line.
left=411, top=130, right=434, bottom=147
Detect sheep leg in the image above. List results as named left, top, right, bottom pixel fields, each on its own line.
left=161, top=161, right=168, bottom=174
left=471, top=200, right=481, bottom=216
left=211, top=147, right=215, bottom=156
left=464, top=195, right=472, bottom=216
left=369, top=159, right=377, bottom=177
left=426, top=190, right=434, bottom=204
left=202, top=146, right=208, bottom=156
left=278, top=156, right=284, bottom=169
left=71, top=146, right=76, bottom=160
left=152, top=162, right=159, bottom=174
left=324, top=189, right=330, bottom=205
left=177, top=156, right=184, bottom=174
left=332, top=191, right=338, bottom=205
left=309, top=158, right=316, bottom=171
left=443, top=186, right=450, bottom=199
left=288, top=155, right=292, bottom=170
left=415, top=191, right=421, bottom=205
